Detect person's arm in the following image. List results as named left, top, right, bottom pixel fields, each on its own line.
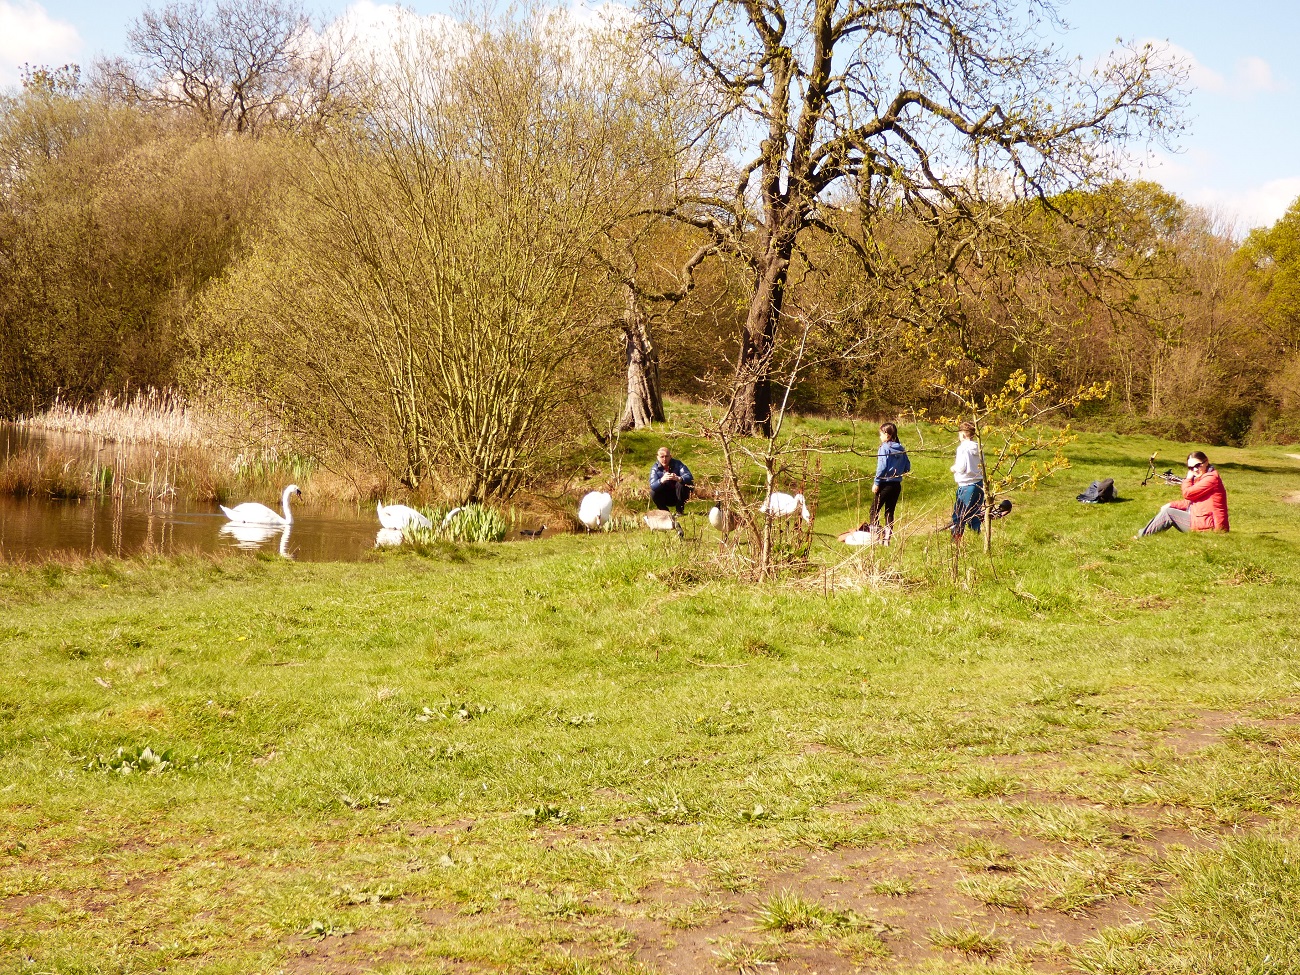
left=676, top=461, right=693, bottom=485
left=953, top=441, right=978, bottom=479
left=649, top=464, right=663, bottom=490
left=899, top=448, right=911, bottom=476
left=1182, top=471, right=1220, bottom=503
left=874, top=448, right=888, bottom=483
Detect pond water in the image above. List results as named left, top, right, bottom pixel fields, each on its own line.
left=0, top=423, right=479, bottom=563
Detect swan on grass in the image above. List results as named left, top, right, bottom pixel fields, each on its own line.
left=376, top=502, right=432, bottom=532
left=221, top=485, right=302, bottom=526
left=578, top=491, right=612, bottom=530
left=760, top=491, right=810, bottom=523
left=839, top=529, right=878, bottom=547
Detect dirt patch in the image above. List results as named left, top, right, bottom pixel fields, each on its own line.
left=616, top=838, right=1158, bottom=973
left=1165, top=710, right=1242, bottom=757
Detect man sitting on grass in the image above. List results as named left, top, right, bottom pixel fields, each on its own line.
left=1136, top=451, right=1230, bottom=537
left=650, top=445, right=694, bottom=515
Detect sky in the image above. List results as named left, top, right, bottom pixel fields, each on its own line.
left=4, top=0, right=1297, bottom=233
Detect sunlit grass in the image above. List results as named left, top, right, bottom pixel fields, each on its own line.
left=1, top=426, right=1299, bottom=971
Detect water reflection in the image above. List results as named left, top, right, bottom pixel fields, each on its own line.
left=1, top=422, right=561, bottom=563
left=375, top=528, right=404, bottom=548
left=220, top=522, right=292, bottom=557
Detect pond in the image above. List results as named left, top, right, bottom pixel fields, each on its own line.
left=0, top=423, right=469, bottom=562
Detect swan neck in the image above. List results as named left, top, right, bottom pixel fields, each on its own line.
left=282, top=488, right=295, bottom=523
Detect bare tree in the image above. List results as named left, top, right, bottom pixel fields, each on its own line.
left=639, top=0, right=1185, bottom=435
left=199, top=12, right=676, bottom=499
left=95, top=0, right=344, bottom=134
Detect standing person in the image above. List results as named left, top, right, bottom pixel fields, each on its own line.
left=950, top=421, right=984, bottom=539
left=650, top=445, right=694, bottom=514
left=1136, top=451, right=1229, bottom=537
left=869, top=422, right=910, bottom=543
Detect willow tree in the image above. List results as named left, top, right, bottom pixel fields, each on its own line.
left=200, top=12, right=672, bottom=499
left=639, top=0, right=1185, bottom=435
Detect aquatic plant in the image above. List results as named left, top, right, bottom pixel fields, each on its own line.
left=405, top=503, right=510, bottom=544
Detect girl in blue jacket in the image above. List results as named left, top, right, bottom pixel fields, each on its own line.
left=870, top=422, right=911, bottom=542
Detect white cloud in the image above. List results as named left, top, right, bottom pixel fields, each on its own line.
left=1190, top=176, right=1300, bottom=233
left=1236, top=55, right=1282, bottom=94
left=0, top=0, right=82, bottom=87
left=1141, top=39, right=1285, bottom=96
left=1129, top=149, right=1299, bottom=232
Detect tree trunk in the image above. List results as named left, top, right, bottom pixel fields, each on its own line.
left=618, top=285, right=665, bottom=431
left=728, top=246, right=791, bottom=437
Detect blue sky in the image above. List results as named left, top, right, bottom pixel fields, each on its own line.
left=5, top=0, right=1297, bottom=231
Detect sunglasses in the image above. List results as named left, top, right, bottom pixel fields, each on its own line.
left=1187, top=462, right=1204, bottom=470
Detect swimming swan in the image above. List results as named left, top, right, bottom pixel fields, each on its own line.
left=760, top=491, right=811, bottom=522
left=221, top=485, right=302, bottom=526
left=578, top=491, right=613, bottom=530
left=376, top=502, right=432, bottom=531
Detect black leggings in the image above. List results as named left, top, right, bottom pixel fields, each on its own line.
left=869, top=481, right=901, bottom=530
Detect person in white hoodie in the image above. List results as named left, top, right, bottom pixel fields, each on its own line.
left=950, top=421, right=985, bottom=539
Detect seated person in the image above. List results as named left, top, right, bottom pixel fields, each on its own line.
left=1136, top=451, right=1229, bottom=537
left=650, top=445, right=694, bottom=514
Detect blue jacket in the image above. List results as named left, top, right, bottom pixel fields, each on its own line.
left=874, top=440, right=911, bottom=484
left=650, top=458, right=693, bottom=491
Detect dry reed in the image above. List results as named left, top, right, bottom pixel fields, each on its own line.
left=19, top=388, right=208, bottom=448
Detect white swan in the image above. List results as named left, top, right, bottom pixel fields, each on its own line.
left=840, top=529, right=877, bottom=547
left=221, top=485, right=302, bottom=526
left=761, top=491, right=810, bottom=523
left=377, top=502, right=432, bottom=531
left=578, top=491, right=613, bottom=530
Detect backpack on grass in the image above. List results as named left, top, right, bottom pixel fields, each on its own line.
left=1076, top=478, right=1118, bottom=504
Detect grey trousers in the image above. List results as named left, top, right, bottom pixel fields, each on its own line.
left=1140, top=504, right=1192, bottom=536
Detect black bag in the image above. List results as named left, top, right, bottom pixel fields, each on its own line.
left=1076, top=478, right=1117, bottom=504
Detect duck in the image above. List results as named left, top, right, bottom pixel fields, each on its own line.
left=221, top=485, right=302, bottom=526
left=760, top=491, right=810, bottom=522
left=519, top=525, right=547, bottom=539
left=376, top=502, right=432, bottom=531
left=578, top=491, right=613, bottom=530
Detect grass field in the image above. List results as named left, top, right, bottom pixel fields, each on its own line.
left=3, top=422, right=1300, bottom=974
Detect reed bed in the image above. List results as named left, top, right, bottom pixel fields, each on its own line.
left=19, top=388, right=207, bottom=447
left=0, top=448, right=93, bottom=499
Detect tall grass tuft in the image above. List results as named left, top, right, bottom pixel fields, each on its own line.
left=405, top=504, right=510, bottom=544
left=0, top=449, right=91, bottom=499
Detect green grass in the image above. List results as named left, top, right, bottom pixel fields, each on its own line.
left=2, top=423, right=1300, bottom=972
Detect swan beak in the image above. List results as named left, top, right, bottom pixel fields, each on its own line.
left=295, top=488, right=303, bottom=497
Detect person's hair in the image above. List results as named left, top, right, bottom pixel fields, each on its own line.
left=958, top=421, right=977, bottom=437
left=879, top=421, right=898, bottom=442
left=657, top=445, right=670, bottom=455
left=1189, top=450, right=1209, bottom=466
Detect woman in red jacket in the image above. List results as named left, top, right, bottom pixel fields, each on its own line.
left=1137, top=451, right=1230, bottom=537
